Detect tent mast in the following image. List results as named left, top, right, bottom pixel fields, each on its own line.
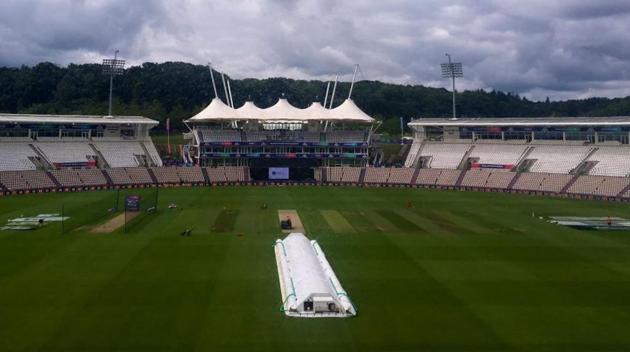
left=323, top=81, right=331, bottom=107
left=221, top=73, right=230, bottom=107
left=208, top=62, right=218, bottom=99
left=328, top=74, right=339, bottom=109
left=227, top=79, right=235, bottom=108
left=348, top=64, right=359, bottom=99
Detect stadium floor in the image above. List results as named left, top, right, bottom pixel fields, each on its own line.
left=1, top=186, right=630, bottom=351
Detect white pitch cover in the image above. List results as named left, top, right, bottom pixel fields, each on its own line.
left=274, top=232, right=357, bottom=318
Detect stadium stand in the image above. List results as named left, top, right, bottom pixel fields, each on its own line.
left=105, top=168, right=134, bottom=186
left=525, top=145, right=593, bottom=174
left=364, top=168, right=390, bottom=184
left=415, top=169, right=443, bottom=185
left=387, top=168, right=415, bottom=184
left=468, top=144, right=528, bottom=165
left=206, top=167, right=228, bottom=183
left=436, top=169, right=462, bottom=186
left=0, top=170, right=56, bottom=191
left=94, top=142, right=149, bottom=168
left=152, top=167, right=180, bottom=184
left=176, top=167, right=205, bottom=183
left=460, top=169, right=517, bottom=189
left=512, top=172, right=573, bottom=193
left=567, top=175, right=630, bottom=197
left=37, top=142, right=95, bottom=164
left=326, top=130, right=366, bottom=143
left=326, top=167, right=343, bottom=183
left=0, top=142, right=38, bottom=171
left=420, top=143, right=470, bottom=169
left=125, top=167, right=154, bottom=184
left=341, top=167, right=361, bottom=183
left=50, top=169, right=83, bottom=187
left=587, top=147, right=630, bottom=177
left=198, top=129, right=242, bottom=142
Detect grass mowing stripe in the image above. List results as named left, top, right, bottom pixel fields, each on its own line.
left=321, top=210, right=356, bottom=234
left=377, top=209, right=427, bottom=233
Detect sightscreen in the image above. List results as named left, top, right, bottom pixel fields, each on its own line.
left=269, top=167, right=290, bottom=180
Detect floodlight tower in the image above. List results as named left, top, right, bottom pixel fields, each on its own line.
left=102, top=50, right=125, bottom=116
left=441, top=53, right=463, bottom=119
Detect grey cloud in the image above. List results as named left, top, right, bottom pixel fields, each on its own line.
left=1, top=0, right=630, bottom=101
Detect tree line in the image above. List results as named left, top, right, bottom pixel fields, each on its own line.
left=1, top=61, right=630, bottom=135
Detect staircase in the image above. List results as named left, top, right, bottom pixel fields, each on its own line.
left=28, top=144, right=53, bottom=169
left=561, top=174, right=581, bottom=194
left=455, top=170, right=467, bottom=187
left=507, top=172, right=521, bottom=190
left=89, top=143, right=110, bottom=168
left=515, top=159, right=537, bottom=173
left=139, top=142, right=156, bottom=167
left=404, top=140, right=425, bottom=168
left=457, top=145, right=476, bottom=170
left=358, top=168, right=367, bottom=184
left=46, top=171, right=62, bottom=188
left=146, top=168, right=158, bottom=184
left=514, top=146, right=535, bottom=167
left=101, top=169, right=114, bottom=186
left=569, top=148, right=598, bottom=175
left=571, top=161, right=598, bottom=176
left=616, top=183, right=630, bottom=198
left=201, top=167, right=211, bottom=183
left=411, top=168, right=422, bottom=185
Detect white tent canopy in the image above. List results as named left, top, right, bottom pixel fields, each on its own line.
left=188, top=98, right=374, bottom=123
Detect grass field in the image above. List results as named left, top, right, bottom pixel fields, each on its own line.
left=2, top=186, right=630, bottom=351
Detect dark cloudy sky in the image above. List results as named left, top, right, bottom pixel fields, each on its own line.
left=1, top=0, right=630, bottom=101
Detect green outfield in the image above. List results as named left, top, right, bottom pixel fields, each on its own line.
left=2, top=186, right=630, bottom=351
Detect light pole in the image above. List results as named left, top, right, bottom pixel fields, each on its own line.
left=441, top=53, right=463, bottom=119
left=102, top=50, right=125, bottom=116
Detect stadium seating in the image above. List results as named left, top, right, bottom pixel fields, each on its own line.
left=527, top=145, right=593, bottom=173
left=363, top=168, right=390, bottom=184
left=341, top=167, right=361, bottom=183
left=512, top=172, right=573, bottom=193
left=77, top=169, right=108, bottom=186
left=414, top=169, right=442, bottom=185
left=50, top=169, right=84, bottom=187
left=387, top=168, right=415, bottom=184
left=0, top=170, right=56, bottom=191
left=105, top=168, right=134, bottom=185
left=326, top=167, right=343, bottom=182
left=436, top=169, right=462, bottom=186
left=152, top=167, right=180, bottom=184
left=0, top=142, right=38, bottom=171
left=199, top=129, right=242, bottom=142
left=224, top=166, right=246, bottom=182
left=206, top=167, right=228, bottom=182
left=420, top=143, right=470, bottom=169
left=176, top=167, right=205, bottom=183
left=94, top=142, right=147, bottom=168
left=37, top=142, right=95, bottom=164
left=460, top=169, right=516, bottom=189
left=567, top=175, right=630, bottom=197
left=326, top=131, right=365, bottom=143
left=468, top=144, right=527, bottom=165
left=587, top=147, right=630, bottom=177
left=125, top=167, right=154, bottom=184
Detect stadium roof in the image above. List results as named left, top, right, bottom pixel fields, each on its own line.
left=409, top=116, right=630, bottom=127
left=0, top=114, right=158, bottom=125
left=187, top=98, right=374, bottom=123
